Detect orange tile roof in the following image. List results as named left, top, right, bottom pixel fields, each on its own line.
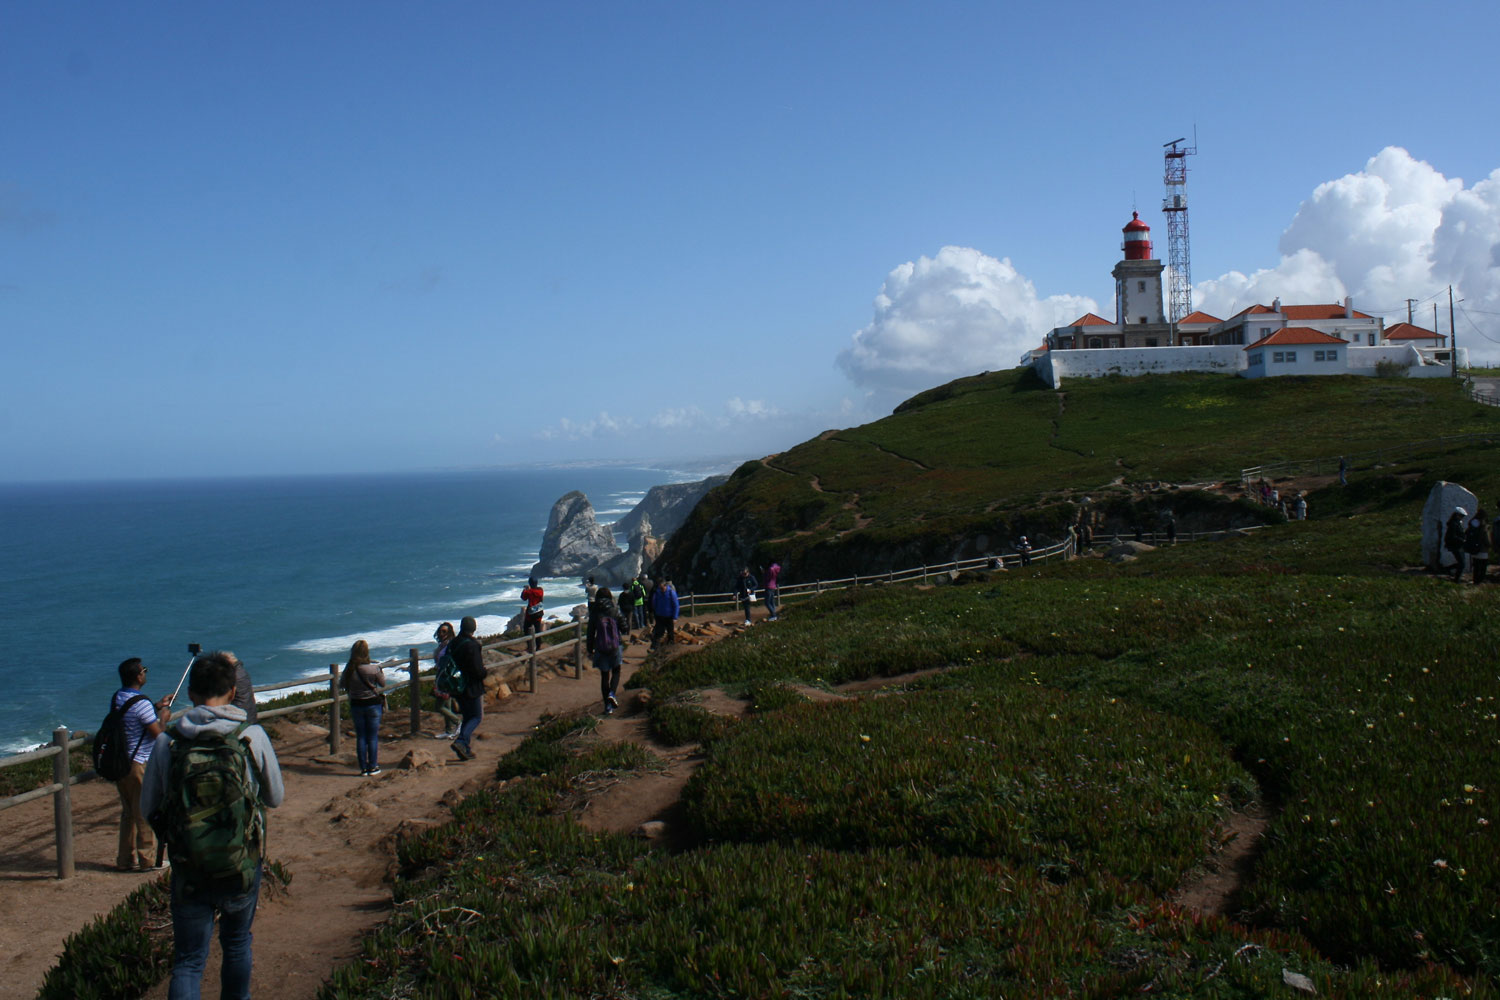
left=1068, top=312, right=1113, bottom=326
left=1231, top=304, right=1276, bottom=318
left=1036, top=342, right=1050, bottom=352
left=1244, top=326, right=1347, bottom=351
left=1282, top=304, right=1375, bottom=320
left=1177, top=310, right=1221, bottom=324
left=1384, top=322, right=1442, bottom=341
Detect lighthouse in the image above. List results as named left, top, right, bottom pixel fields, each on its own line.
left=1112, top=211, right=1166, bottom=329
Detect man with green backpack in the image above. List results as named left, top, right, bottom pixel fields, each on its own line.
left=141, top=651, right=284, bottom=1000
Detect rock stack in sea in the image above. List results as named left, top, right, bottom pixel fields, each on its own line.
left=529, top=475, right=727, bottom=584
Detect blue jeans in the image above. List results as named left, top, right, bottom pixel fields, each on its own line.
left=765, top=587, right=779, bottom=619
left=456, top=693, right=483, bottom=750
left=351, top=701, right=382, bottom=771
left=631, top=604, right=646, bottom=629
left=169, top=865, right=261, bottom=1000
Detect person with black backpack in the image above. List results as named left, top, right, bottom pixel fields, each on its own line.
left=102, top=657, right=174, bottom=871
left=447, top=616, right=487, bottom=761
left=587, top=586, right=628, bottom=715
left=140, top=651, right=283, bottom=1000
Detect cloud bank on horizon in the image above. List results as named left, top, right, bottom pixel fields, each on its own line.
left=840, top=147, right=1500, bottom=400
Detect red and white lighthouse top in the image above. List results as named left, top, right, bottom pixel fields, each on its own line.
left=1122, top=211, right=1152, bottom=260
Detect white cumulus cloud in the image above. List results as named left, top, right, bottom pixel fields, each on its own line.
left=1195, top=147, right=1500, bottom=328
left=836, top=246, right=1097, bottom=395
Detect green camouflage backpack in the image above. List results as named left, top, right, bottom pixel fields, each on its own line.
left=161, top=722, right=265, bottom=894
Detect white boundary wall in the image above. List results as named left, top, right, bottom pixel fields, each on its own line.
left=1033, top=345, right=1243, bottom=388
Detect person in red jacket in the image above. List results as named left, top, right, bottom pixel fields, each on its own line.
left=521, top=576, right=545, bottom=652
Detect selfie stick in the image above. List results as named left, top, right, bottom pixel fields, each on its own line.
left=169, top=645, right=202, bottom=706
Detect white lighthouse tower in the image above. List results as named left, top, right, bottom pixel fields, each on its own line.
left=1112, top=212, right=1167, bottom=329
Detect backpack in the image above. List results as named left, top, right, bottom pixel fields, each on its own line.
left=158, top=722, right=264, bottom=894
left=436, top=650, right=466, bottom=697
left=92, top=694, right=149, bottom=782
left=595, top=611, right=621, bottom=654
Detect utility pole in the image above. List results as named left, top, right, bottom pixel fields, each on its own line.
left=1405, top=298, right=1417, bottom=324
left=1449, top=285, right=1458, bottom=379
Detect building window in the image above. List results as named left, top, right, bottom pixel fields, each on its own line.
left=1250, top=352, right=1263, bottom=366
left=1138, top=317, right=1147, bottom=324
left=1273, top=352, right=1285, bottom=363
left=1286, top=351, right=1297, bottom=362
left=1145, top=338, right=1158, bottom=347
left=1326, top=349, right=1337, bottom=362
left=1137, top=281, right=1145, bottom=292
left=1088, top=338, right=1102, bottom=349
left=1314, top=350, right=1325, bottom=362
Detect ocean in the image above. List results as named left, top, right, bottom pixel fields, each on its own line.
left=0, top=466, right=701, bottom=754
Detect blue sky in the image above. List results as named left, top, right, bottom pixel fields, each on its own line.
left=4, top=1, right=1499, bottom=481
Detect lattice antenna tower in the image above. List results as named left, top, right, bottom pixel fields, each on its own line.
left=1162, top=136, right=1197, bottom=323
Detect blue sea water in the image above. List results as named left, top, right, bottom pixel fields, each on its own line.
left=0, top=466, right=696, bottom=754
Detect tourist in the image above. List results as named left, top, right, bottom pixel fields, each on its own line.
left=1017, top=535, right=1032, bottom=566
left=584, top=575, right=598, bottom=603
left=764, top=561, right=781, bottom=621
left=1444, top=509, right=1468, bottom=582
left=139, top=651, right=284, bottom=1000
left=1338, top=455, right=1349, bottom=486
left=650, top=577, right=679, bottom=649
left=586, top=586, right=628, bottom=715
left=631, top=575, right=649, bottom=630
left=227, top=654, right=258, bottom=726
left=521, top=576, right=545, bottom=653
left=734, top=567, right=759, bottom=626
left=339, top=640, right=385, bottom=776
left=641, top=575, right=657, bottom=630
left=1465, top=509, right=1490, bottom=584
left=1295, top=495, right=1308, bottom=521
left=108, top=657, right=173, bottom=871
left=448, top=616, right=486, bottom=761
left=1165, top=516, right=1177, bottom=543
left=429, top=622, right=461, bottom=738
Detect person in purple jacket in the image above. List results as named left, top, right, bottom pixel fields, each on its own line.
left=764, top=561, right=781, bottom=621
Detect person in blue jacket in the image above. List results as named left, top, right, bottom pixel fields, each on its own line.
left=650, top=577, right=679, bottom=650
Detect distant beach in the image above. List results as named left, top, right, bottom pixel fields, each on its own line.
left=0, top=465, right=714, bottom=754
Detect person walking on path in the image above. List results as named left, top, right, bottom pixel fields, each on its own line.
left=650, top=577, right=679, bottom=649
left=763, top=561, right=781, bottom=621
left=734, top=567, right=759, bottom=626
left=1338, top=455, right=1349, bottom=486
left=586, top=586, right=628, bottom=715
left=625, top=575, right=648, bottom=631
left=429, top=622, right=461, bottom=738
left=1465, top=509, right=1490, bottom=584
left=1016, top=535, right=1032, bottom=567
left=448, top=616, right=486, bottom=761
left=1445, top=509, right=1469, bottom=582
left=520, top=577, right=545, bottom=653
left=1295, top=495, right=1308, bottom=521
left=109, top=657, right=173, bottom=871
left=641, top=576, right=657, bottom=630
left=339, top=640, right=385, bottom=776
left=139, top=651, right=284, bottom=1000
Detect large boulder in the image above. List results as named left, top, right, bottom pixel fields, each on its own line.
left=1421, top=481, right=1477, bottom=570
left=531, top=491, right=620, bottom=578
left=593, top=531, right=663, bottom=589
left=612, top=476, right=729, bottom=542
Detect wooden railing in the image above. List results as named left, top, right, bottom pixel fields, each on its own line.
left=1240, top=431, right=1496, bottom=484
left=0, top=621, right=585, bottom=879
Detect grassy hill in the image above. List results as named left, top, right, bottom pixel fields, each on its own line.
left=660, top=369, right=1496, bottom=591
left=302, top=371, right=1500, bottom=999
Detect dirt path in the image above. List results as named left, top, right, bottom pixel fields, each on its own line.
left=2, top=608, right=1262, bottom=999
left=0, top=619, right=726, bottom=1000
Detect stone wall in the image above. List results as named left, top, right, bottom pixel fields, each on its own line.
left=1033, top=345, right=1244, bottom=388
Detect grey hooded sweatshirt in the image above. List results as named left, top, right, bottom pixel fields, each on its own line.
left=139, top=703, right=285, bottom=822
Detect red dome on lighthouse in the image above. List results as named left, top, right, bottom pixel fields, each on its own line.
left=1122, top=211, right=1153, bottom=260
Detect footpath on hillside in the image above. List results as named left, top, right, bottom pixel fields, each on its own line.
left=0, top=611, right=748, bottom=1000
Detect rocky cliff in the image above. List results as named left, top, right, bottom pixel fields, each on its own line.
left=530, top=491, right=620, bottom=578
left=611, top=475, right=728, bottom=541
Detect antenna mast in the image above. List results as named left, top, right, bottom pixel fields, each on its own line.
left=1162, top=136, right=1197, bottom=323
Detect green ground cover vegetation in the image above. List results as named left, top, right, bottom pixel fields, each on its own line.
left=318, top=376, right=1497, bottom=995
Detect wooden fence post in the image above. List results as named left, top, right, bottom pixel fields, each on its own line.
left=51, top=727, right=74, bottom=880
left=328, top=664, right=341, bottom=755
left=922, top=565, right=927, bottom=584
left=408, top=648, right=421, bottom=735
left=575, top=621, right=584, bottom=679
left=688, top=593, right=696, bottom=615
left=528, top=648, right=537, bottom=694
